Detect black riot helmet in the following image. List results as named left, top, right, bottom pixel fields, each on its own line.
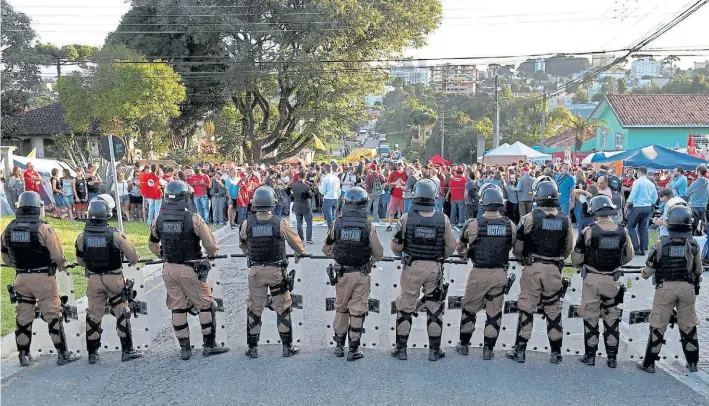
left=251, top=186, right=277, bottom=212
left=87, top=199, right=112, bottom=220
left=534, top=180, right=560, bottom=208
left=411, top=178, right=437, bottom=211
left=165, top=180, right=190, bottom=202
left=667, top=204, right=693, bottom=232
left=16, top=191, right=42, bottom=216
left=480, top=184, right=504, bottom=211
left=343, top=187, right=368, bottom=208
left=589, top=194, right=616, bottom=217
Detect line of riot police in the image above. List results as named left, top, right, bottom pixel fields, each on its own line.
left=0, top=176, right=701, bottom=373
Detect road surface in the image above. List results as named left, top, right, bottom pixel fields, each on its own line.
left=1, top=225, right=707, bottom=406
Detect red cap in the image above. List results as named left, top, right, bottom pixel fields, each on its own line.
left=370, top=164, right=377, bottom=170
left=456, top=165, right=464, bottom=173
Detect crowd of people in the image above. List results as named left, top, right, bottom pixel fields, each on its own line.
left=4, top=156, right=709, bottom=259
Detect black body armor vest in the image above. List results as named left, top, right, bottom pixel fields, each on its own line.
left=3, top=216, right=52, bottom=270
left=404, top=211, right=446, bottom=261
left=585, top=223, right=625, bottom=273
left=524, top=209, right=569, bottom=258
left=82, top=222, right=123, bottom=274
left=246, top=214, right=286, bottom=264
left=333, top=209, right=372, bottom=267
left=471, top=216, right=512, bottom=268
left=156, top=203, right=202, bottom=263
left=656, top=236, right=695, bottom=282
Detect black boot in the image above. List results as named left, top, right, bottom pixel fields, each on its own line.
left=16, top=320, right=33, bottom=367
left=680, top=327, right=700, bottom=373
left=178, top=337, right=192, bottom=360
left=638, top=341, right=656, bottom=373
left=428, top=336, right=445, bottom=361
left=120, top=321, right=144, bottom=362
left=483, top=337, right=497, bottom=360
left=52, top=319, right=79, bottom=366
left=549, top=339, right=563, bottom=364
left=506, top=339, right=526, bottom=363
left=347, top=341, right=364, bottom=362
left=391, top=335, right=408, bottom=360
left=86, top=337, right=101, bottom=365
left=245, top=334, right=259, bottom=359
left=280, top=332, right=300, bottom=357
left=684, top=348, right=699, bottom=373
left=203, top=313, right=230, bottom=357
left=18, top=350, right=33, bottom=367
left=334, top=334, right=346, bottom=358
left=579, top=342, right=596, bottom=366
left=456, top=332, right=472, bottom=356
left=607, top=352, right=617, bottom=369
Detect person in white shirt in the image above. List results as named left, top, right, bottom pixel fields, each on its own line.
left=318, top=163, right=341, bottom=229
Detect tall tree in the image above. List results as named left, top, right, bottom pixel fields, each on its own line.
left=617, top=77, right=627, bottom=94
left=109, top=0, right=442, bottom=162
left=566, top=114, right=608, bottom=151
left=1, top=0, right=43, bottom=139
left=35, top=43, right=98, bottom=77
left=57, top=46, right=187, bottom=160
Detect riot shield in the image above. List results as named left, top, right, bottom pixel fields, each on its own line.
left=30, top=269, right=81, bottom=357
left=98, top=265, right=150, bottom=352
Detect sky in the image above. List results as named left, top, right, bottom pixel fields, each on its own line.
left=9, top=0, right=709, bottom=72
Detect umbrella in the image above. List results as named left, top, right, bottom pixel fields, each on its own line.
left=591, top=145, right=707, bottom=170
left=429, top=154, right=450, bottom=166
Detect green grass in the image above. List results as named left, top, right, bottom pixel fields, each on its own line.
left=1, top=217, right=154, bottom=336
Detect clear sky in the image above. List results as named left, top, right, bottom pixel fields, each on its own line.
left=9, top=0, right=709, bottom=69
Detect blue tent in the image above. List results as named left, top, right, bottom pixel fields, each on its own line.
left=591, top=145, right=707, bottom=170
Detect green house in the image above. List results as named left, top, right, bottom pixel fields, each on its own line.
left=586, top=94, right=709, bottom=152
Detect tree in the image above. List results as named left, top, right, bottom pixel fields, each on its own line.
left=566, top=114, right=608, bottom=151
left=591, top=93, right=605, bottom=102
left=532, top=70, right=549, bottom=81
left=57, top=46, right=187, bottom=160
left=109, top=0, right=442, bottom=162
left=572, top=90, right=589, bottom=104
left=35, top=43, right=98, bottom=77
left=617, top=77, right=627, bottom=94
left=1, top=0, right=43, bottom=139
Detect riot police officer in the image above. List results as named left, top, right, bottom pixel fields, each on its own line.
left=1, top=191, right=80, bottom=366
left=639, top=205, right=702, bottom=373
left=571, top=194, right=634, bottom=368
left=149, top=180, right=229, bottom=360
left=456, top=185, right=516, bottom=359
left=391, top=179, right=456, bottom=361
left=239, top=186, right=306, bottom=358
left=322, top=187, right=384, bottom=361
left=76, top=197, right=143, bottom=364
left=508, top=180, right=573, bottom=364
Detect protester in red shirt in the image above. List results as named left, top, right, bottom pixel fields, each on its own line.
left=23, top=162, right=42, bottom=193
left=448, top=166, right=467, bottom=227
left=186, top=169, right=211, bottom=222
left=140, top=166, right=163, bottom=225
left=385, top=161, right=408, bottom=231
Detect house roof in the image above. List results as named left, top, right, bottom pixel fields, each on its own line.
left=10, top=103, right=75, bottom=137
left=605, top=94, right=709, bottom=127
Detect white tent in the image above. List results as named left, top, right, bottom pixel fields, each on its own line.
left=580, top=150, right=626, bottom=165
left=483, top=142, right=551, bottom=165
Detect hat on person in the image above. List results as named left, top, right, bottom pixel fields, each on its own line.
left=456, top=166, right=464, bottom=173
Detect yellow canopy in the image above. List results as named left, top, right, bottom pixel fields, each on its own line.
left=343, top=148, right=376, bottom=163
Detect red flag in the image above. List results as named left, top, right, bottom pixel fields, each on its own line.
left=688, top=132, right=697, bottom=155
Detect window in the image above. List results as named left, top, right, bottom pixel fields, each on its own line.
left=695, top=133, right=709, bottom=154
left=615, top=132, right=624, bottom=150
left=600, top=130, right=608, bottom=149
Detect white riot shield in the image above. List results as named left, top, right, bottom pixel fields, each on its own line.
left=388, top=262, right=451, bottom=350
left=497, top=262, right=523, bottom=350
left=256, top=261, right=304, bottom=346
left=98, top=265, right=151, bottom=352
left=324, top=262, right=382, bottom=349
left=186, top=261, right=229, bottom=349
left=30, top=269, right=82, bottom=357
left=443, top=263, right=487, bottom=348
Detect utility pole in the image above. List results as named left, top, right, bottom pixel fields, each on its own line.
left=540, top=92, right=547, bottom=149
left=440, top=66, right=448, bottom=156
left=493, top=74, right=500, bottom=148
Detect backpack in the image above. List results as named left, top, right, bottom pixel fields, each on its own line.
left=608, top=176, right=622, bottom=193
left=372, top=175, right=382, bottom=194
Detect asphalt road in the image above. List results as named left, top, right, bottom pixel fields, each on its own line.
left=1, top=225, right=707, bottom=406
